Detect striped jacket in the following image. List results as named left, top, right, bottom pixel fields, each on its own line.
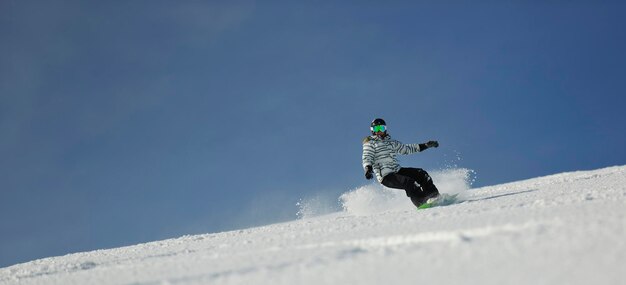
left=362, top=135, right=425, bottom=183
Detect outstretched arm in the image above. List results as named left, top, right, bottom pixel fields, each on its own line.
left=392, top=140, right=439, bottom=154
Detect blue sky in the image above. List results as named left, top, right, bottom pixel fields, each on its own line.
left=1, top=1, right=625, bottom=267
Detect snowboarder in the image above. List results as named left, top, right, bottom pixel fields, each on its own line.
left=362, top=118, right=441, bottom=207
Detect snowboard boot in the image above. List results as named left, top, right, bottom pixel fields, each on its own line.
left=410, top=191, right=440, bottom=207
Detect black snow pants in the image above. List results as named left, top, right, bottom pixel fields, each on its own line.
left=381, top=168, right=440, bottom=206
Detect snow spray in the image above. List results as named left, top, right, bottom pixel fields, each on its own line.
left=340, top=168, right=475, bottom=215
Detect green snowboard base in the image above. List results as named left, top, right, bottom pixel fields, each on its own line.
left=417, top=193, right=460, bottom=210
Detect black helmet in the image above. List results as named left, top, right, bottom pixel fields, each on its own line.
left=370, top=118, right=387, bottom=135
left=371, top=118, right=386, bottom=127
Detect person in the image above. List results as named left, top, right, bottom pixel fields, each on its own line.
left=362, top=118, right=441, bottom=207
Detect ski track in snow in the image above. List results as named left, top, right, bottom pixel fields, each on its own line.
left=1, top=166, right=626, bottom=285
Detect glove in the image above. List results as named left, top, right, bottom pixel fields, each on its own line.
left=365, top=165, right=374, bottom=180
left=425, top=140, right=439, bottom=148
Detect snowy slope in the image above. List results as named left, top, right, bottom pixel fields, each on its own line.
left=2, top=166, right=626, bottom=285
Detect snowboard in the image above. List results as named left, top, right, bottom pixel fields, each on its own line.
left=417, top=193, right=460, bottom=210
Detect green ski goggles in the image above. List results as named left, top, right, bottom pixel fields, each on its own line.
left=371, top=125, right=386, bottom=132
